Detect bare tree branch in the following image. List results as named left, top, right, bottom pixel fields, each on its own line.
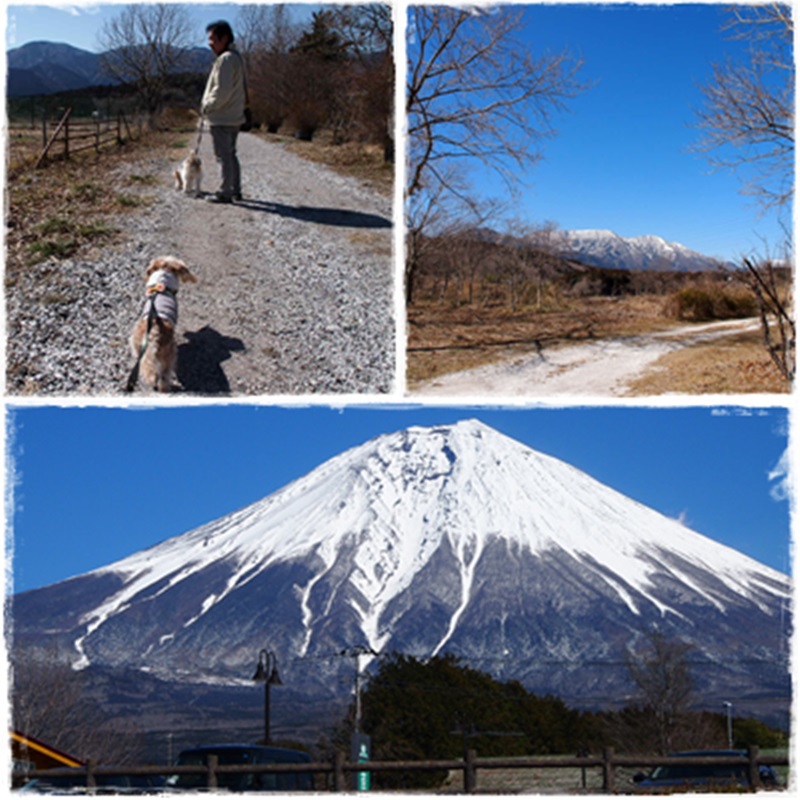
left=97, top=4, right=194, bottom=124
left=405, top=5, right=585, bottom=303
left=693, top=3, right=794, bottom=211
left=406, top=6, right=585, bottom=200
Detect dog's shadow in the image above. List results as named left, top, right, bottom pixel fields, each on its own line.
left=176, top=325, right=246, bottom=394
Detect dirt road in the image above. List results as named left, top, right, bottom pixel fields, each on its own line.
left=412, top=318, right=762, bottom=398
left=7, top=131, right=395, bottom=396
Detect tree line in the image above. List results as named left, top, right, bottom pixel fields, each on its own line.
left=12, top=631, right=786, bottom=778
left=328, top=633, right=786, bottom=790
left=95, top=3, right=393, bottom=156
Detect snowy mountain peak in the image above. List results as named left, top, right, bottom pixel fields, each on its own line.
left=562, top=229, right=728, bottom=271
left=70, top=421, right=786, bottom=661
left=13, top=421, right=788, bottom=715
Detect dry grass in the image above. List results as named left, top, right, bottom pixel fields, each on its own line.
left=407, top=295, right=671, bottom=384
left=407, top=294, right=791, bottom=394
left=626, top=328, right=790, bottom=395
left=5, top=132, right=179, bottom=286
left=278, top=128, right=394, bottom=197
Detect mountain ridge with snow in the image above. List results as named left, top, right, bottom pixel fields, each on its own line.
left=561, top=229, right=733, bottom=271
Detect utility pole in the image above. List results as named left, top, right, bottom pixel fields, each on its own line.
left=341, top=645, right=378, bottom=733
left=341, top=645, right=378, bottom=791
left=722, top=701, right=733, bottom=749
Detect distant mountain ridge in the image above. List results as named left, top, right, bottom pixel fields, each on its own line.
left=7, top=41, right=110, bottom=95
left=6, top=40, right=213, bottom=97
left=561, top=228, right=732, bottom=272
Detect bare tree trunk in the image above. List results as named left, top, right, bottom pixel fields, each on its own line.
left=743, top=257, right=795, bottom=382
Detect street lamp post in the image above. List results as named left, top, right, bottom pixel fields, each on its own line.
left=722, top=701, right=733, bottom=749
left=252, top=649, right=282, bottom=745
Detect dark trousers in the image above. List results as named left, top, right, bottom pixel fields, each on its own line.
left=210, top=125, right=241, bottom=198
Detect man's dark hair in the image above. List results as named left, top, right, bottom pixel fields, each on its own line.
left=206, top=20, right=234, bottom=44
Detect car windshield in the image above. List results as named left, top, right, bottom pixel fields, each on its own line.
left=650, top=763, right=747, bottom=782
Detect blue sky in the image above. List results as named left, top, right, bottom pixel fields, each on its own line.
left=5, top=2, right=316, bottom=52
left=8, top=404, right=790, bottom=594
left=411, top=3, right=791, bottom=262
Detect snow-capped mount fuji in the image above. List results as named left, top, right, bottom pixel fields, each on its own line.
left=12, top=420, right=789, bottom=719
left=562, top=229, right=732, bottom=272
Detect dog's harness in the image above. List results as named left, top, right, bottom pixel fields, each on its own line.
left=124, top=269, right=180, bottom=393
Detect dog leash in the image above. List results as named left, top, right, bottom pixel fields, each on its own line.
left=195, top=118, right=204, bottom=151
left=124, top=295, right=160, bottom=393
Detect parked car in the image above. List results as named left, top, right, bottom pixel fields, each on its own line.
left=18, top=770, right=165, bottom=793
left=633, top=749, right=779, bottom=790
left=166, top=744, right=314, bottom=792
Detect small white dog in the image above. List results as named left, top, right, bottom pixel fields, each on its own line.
left=174, top=149, right=202, bottom=197
left=128, top=256, right=197, bottom=392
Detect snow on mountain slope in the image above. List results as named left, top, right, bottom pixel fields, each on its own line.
left=562, top=229, right=730, bottom=271
left=12, top=420, right=789, bottom=708
left=69, top=420, right=783, bottom=657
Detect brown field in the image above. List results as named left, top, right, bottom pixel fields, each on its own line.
left=625, top=328, right=789, bottom=395
left=407, top=294, right=791, bottom=395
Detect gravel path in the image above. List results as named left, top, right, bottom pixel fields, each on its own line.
left=7, top=132, right=396, bottom=396
left=412, top=318, right=761, bottom=398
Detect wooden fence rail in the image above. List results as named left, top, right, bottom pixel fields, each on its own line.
left=33, top=108, right=139, bottom=168
left=12, top=745, right=789, bottom=793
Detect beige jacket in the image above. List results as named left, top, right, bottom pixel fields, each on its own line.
left=201, top=50, right=246, bottom=127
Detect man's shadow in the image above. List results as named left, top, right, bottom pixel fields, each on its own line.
left=235, top=199, right=390, bottom=229
left=177, top=325, right=246, bottom=394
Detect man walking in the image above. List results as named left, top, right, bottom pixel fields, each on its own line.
left=202, top=21, right=246, bottom=203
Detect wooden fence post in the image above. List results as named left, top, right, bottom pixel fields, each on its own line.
left=333, top=750, right=346, bottom=792
left=747, top=745, right=760, bottom=791
left=463, top=749, right=477, bottom=794
left=602, top=747, right=615, bottom=794
left=35, top=107, right=71, bottom=169
left=86, top=759, right=97, bottom=790
left=206, top=754, right=218, bottom=790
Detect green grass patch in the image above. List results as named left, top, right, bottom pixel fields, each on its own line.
left=28, top=239, right=78, bottom=261
left=70, top=182, right=103, bottom=203
left=116, top=193, right=146, bottom=207
left=128, top=173, right=159, bottom=186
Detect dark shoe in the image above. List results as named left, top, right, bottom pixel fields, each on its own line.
left=207, top=193, right=233, bottom=204
left=233, top=193, right=243, bottom=202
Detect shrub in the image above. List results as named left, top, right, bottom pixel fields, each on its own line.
left=665, top=283, right=757, bottom=321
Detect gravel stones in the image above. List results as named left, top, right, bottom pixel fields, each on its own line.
left=7, top=133, right=396, bottom=397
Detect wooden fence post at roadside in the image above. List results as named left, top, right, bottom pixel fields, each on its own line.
left=35, top=107, right=72, bottom=169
